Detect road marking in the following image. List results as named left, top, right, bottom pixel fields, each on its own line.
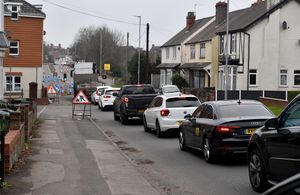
left=38, top=106, right=47, bottom=118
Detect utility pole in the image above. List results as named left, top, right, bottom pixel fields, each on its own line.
left=126, top=32, right=129, bottom=84
left=99, top=30, right=103, bottom=75
left=224, top=0, right=230, bottom=100
left=135, top=16, right=141, bottom=84
left=146, top=23, right=149, bottom=84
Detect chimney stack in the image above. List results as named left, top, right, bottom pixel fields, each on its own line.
left=186, top=12, right=196, bottom=30
left=215, top=1, right=227, bottom=26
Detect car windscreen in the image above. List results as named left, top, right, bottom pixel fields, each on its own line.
left=106, top=90, right=120, bottom=96
left=163, top=86, right=179, bottom=93
left=218, top=104, right=273, bottom=118
left=123, top=86, right=155, bottom=95
left=166, top=97, right=200, bottom=108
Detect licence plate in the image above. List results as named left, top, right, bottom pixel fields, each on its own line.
left=245, top=128, right=256, bottom=135
left=138, top=109, right=145, bottom=113
left=176, top=120, right=184, bottom=125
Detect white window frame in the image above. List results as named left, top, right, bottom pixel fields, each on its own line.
left=230, top=33, right=237, bottom=54
left=166, top=48, right=169, bottom=59
left=294, top=70, right=300, bottom=86
left=5, top=75, right=22, bottom=92
left=190, top=44, right=195, bottom=59
left=9, top=40, right=19, bottom=56
left=200, top=43, right=205, bottom=59
left=220, top=35, right=225, bottom=55
left=280, top=69, right=288, bottom=87
left=11, top=5, right=19, bottom=20
left=172, top=47, right=176, bottom=59
left=249, top=69, right=257, bottom=86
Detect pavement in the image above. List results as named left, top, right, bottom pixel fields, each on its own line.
left=1, top=96, right=160, bottom=195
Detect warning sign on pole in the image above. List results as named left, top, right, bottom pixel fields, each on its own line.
left=47, top=84, right=58, bottom=94
left=72, top=90, right=91, bottom=104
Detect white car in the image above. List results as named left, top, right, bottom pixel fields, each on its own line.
left=91, top=86, right=111, bottom=104
left=143, top=94, right=201, bottom=138
left=98, top=88, right=120, bottom=111
left=158, top=85, right=181, bottom=97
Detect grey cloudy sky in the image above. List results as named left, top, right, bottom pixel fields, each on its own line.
left=27, top=0, right=256, bottom=48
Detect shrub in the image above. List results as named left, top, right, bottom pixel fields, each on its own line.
left=171, top=74, right=188, bottom=89
left=288, top=91, right=300, bottom=102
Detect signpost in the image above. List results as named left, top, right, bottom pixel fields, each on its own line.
left=47, top=83, right=59, bottom=103
left=72, top=90, right=91, bottom=119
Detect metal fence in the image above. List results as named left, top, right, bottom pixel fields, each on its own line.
left=216, top=90, right=287, bottom=101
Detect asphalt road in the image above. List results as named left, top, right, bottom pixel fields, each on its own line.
left=92, top=105, right=258, bottom=195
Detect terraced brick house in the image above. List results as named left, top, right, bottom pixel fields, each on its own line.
left=3, top=0, right=45, bottom=98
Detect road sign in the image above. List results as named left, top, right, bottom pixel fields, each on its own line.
left=72, top=90, right=91, bottom=104
left=104, top=64, right=110, bottom=71
left=47, top=84, right=58, bottom=94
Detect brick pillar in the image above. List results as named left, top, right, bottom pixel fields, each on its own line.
left=9, top=111, right=21, bottom=130
left=21, top=105, right=30, bottom=142
left=29, top=82, right=38, bottom=101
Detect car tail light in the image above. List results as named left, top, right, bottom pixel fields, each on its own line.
left=216, top=125, right=241, bottom=133
left=123, top=97, right=129, bottom=103
left=103, top=95, right=111, bottom=98
left=160, top=109, right=170, bottom=116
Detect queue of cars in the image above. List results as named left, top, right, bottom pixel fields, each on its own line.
left=89, top=84, right=300, bottom=193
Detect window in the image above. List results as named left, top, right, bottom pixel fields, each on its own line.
left=200, top=43, right=205, bottom=59
left=190, top=44, right=195, bottom=59
left=230, top=33, right=237, bottom=54
left=294, top=70, right=300, bottom=86
left=6, top=75, right=22, bottom=92
left=9, top=40, right=19, bottom=55
left=11, top=5, right=19, bottom=20
left=280, top=69, right=288, bottom=86
left=172, top=47, right=176, bottom=59
left=150, top=97, right=163, bottom=108
left=199, top=105, right=214, bottom=119
left=220, top=35, right=225, bottom=54
left=166, top=48, right=169, bottom=59
left=192, top=105, right=204, bottom=118
left=249, top=69, right=257, bottom=86
left=281, top=100, right=300, bottom=128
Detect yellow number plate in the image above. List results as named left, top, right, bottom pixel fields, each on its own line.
left=138, top=109, right=145, bottom=113
left=245, top=128, right=256, bottom=135
left=176, top=120, right=184, bottom=125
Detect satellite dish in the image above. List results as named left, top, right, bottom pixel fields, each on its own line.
left=282, top=21, right=288, bottom=30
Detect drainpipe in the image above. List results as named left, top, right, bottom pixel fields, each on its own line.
left=244, top=32, right=250, bottom=91
left=0, top=1, right=5, bottom=100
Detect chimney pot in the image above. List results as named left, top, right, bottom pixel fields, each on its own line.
left=186, top=12, right=196, bottom=30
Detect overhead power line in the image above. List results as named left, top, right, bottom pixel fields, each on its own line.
left=41, top=0, right=145, bottom=26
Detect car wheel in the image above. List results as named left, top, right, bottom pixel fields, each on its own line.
left=248, top=149, right=269, bottom=192
left=114, top=111, right=119, bottom=121
left=179, top=130, right=187, bottom=151
left=203, top=136, right=215, bottom=163
left=120, top=112, right=128, bottom=125
left=143, top=116, right=150, bottom=132
left=156, top=120, right=163, bottom=138
left=101, top=105, right=105, bottom=111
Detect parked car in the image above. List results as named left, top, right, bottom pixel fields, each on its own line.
left=143, top=94, right=200, bottom=138
left=113, top=84, right=157, bottom=124
left=158, top=85, right=181, bottom=97
left=179, top=100, right=274, bottom=163
left=91, top=86, right=111, bottom=104
left=263, top=173, right=300, bottom=195
left=98, top=88, right=120, bottom=111
left=248, top=95, right=300, bottom=193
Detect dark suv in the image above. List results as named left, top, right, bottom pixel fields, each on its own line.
left=248, top=95, right=300, bottom=192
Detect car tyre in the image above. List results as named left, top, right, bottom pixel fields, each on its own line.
left=248, top=149, right=269, bottom=192
left=203, top=136, right=215, bottom=163
left=120, top=112, right=128, bottom=125
left=179, top=130, right=187, bottom=151
left=156, top=120, right=163, bottom=138
left=101, top=105, right=105, bottom=111
left=143, top=116, right=150, bottom=132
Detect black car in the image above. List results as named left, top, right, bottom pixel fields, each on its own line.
left=248, top=95, right=300, bottom=192
left=263, top=173, right=300, bottom=195
left=179, top=100, right=274, bottom=163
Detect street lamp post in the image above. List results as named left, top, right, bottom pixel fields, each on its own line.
left=224, top=0, right=230, bottom=100
left=135, top=16, right=141, bottom=84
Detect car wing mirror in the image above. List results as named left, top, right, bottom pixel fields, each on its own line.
left=265, top=118, right=278, bottom=130
left=184, top=114, right=192, bottom=120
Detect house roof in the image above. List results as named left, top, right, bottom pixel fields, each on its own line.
left=156, top=63, right=180, bottom=69
left=4, top=0, right=46, bottom=18
left=179, top=62, right=210, bottom=70
left=161, top=16, right=213, bottom=48
left=186, top=21, right=218, bottom=44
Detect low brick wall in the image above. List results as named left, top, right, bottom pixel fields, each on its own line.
left=259, top=97, right=289, bottom=108
left=4, top=130, right=22, bottom=173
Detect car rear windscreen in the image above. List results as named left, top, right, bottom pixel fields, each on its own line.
left=163, top=86, right=179, bottom=93
left=106, top=90, right=120, bottom=96
left=123, top=86, right=155, bottom=95
left=218, top=104, right=273, bottom=118
left=166, top=97, right=200, bottom=108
